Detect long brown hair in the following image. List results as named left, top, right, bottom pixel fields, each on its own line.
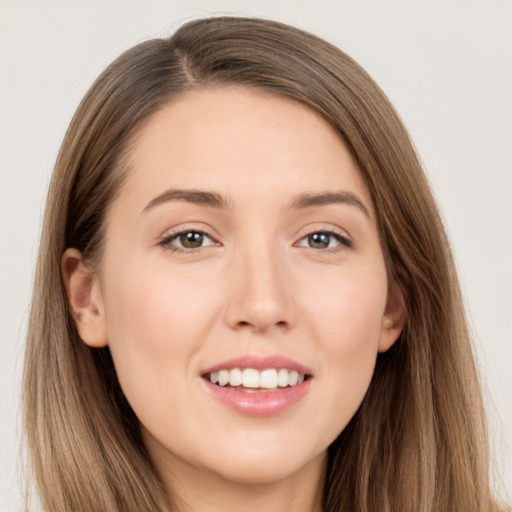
left=23, top=16, right=507, bottom=511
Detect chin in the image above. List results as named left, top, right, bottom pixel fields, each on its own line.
left=211, top=454, right=321, bottom=485
left=197, top=438, right=327, bottom=485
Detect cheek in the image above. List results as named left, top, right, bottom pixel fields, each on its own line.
left=303, top=264, right=387, bottom=425
left=100, top=261, right=219, bottom=411
left=104, top=261, right=215, bottom=346
left=306, top=262, right=387, bottom=347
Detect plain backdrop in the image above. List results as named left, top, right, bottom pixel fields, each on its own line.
left=1, top=1, right=511, bottom=509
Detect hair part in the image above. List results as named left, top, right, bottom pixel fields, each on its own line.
left=23, top=16, right=507, bottom=511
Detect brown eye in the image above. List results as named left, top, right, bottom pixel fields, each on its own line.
left=179, top=231, right=205, bottom=248
left=160, top=230, right=216, bottom=251
left=308, top=233, right=330, bottom=249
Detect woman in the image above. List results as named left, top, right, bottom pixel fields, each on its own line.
left=23, top=16, right=508, bottom=512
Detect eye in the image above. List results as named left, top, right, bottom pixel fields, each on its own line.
left=160, top=230, right=216, bottom=252
left=297, top=230, right=351, bottom=250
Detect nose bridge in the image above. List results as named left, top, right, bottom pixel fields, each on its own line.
left=225, top=231, right=294, bottom=332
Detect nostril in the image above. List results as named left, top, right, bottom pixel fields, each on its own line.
left=235, top=319, right=288, bottom=331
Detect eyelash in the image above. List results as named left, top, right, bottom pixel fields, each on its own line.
left=159, top=228, right=218, bottom=254
left=296, top=229, right=352, bottom=251
left=158, top=228, right=352, bottom=254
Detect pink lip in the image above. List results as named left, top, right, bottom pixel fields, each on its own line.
left=201, top=378, right=311, bottom=417
left=200, top=354, right=313, bottom=417
left=202, top=354, right=313, bottom=376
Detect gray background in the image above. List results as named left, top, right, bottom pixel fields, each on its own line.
left=1, top=1, right=510, bottom=509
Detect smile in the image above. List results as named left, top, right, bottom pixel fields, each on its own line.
left=201, top=355, right=313, bottom=416
left=207, top=368, right=306, bottom=391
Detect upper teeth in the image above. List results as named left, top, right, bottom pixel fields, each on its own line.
left=209, top=368, right=305, bottom=389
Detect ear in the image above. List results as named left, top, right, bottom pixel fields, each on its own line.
left=61, top=248, right=108, bottom=348
left=378, top=282, right=407, bottom=353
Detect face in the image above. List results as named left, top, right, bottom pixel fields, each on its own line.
left=66, top=87, right=404, bottom=489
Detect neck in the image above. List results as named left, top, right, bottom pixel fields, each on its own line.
left=153, top=448, right=327, bottom=512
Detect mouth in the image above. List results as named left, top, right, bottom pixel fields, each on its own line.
left=203, top=367, right=309, bottom=393
left=200, top=355, right=313, bottom=416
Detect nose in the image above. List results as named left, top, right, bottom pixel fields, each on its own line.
left=224, top=243, right=296, bottom=334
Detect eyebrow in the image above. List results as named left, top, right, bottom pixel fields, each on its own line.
left=142, top=188, right=369, bottom=217
left=290, top=191, right=369, bottom=217
left=142, top=189, right=232, bottom=213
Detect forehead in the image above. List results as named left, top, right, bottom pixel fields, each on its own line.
left=119, top=86, right=374, bottom=215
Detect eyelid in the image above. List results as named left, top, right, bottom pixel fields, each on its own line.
left=156, top=223, right=352, bottom=254
left=294, top=226, right=352, bottom=251
left=158, top=225, right=219, bottom=252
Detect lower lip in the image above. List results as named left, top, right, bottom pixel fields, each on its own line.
left=201, top=379, right=312, bottom=417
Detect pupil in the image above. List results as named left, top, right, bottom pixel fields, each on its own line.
left=309, top=233, right=329, bottom=248
left=180, top=232, right=203, bottom=248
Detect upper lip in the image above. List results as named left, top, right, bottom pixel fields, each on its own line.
left=201, top=354, right=313, bottom=376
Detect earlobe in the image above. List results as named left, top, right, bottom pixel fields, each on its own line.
left=378, top=283, right=407, bottom=353
left=61, top=248, right=108, bottom=348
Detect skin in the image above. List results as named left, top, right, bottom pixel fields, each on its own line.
left=63, top=86, right=405, bottom=512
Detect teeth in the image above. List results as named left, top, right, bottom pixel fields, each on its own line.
left=277, top=369, right=289, bottom=387
left=229, top=368, right=243, bottom=386
left=218, top=370, right=229, bottom=386
left=260, top=369, right=278, bottom=389
left=208, top=368, right=306, bottom=389
left=242, top=368, right=260, bottom=388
